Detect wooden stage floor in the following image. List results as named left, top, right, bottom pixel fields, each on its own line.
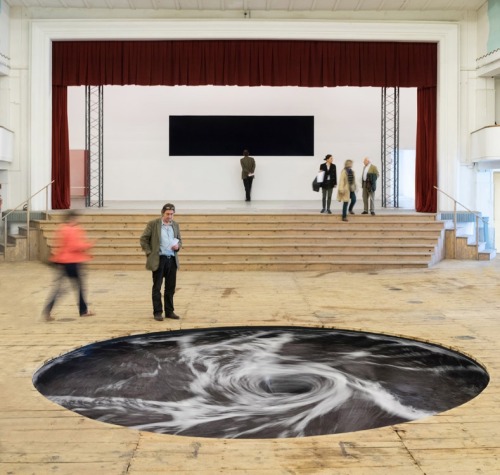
left=1, top=258, right=499, bottom=474
left=66, top=199, right=420, bottom=215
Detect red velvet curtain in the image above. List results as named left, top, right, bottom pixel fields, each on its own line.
left=51, top=86, right=70, bottom=209
left=416, top=86, right=437, bottom=212
left=51, top=40, right=437, bottom=210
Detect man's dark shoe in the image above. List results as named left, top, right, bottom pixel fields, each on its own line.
left=371, top=211, right=376, bottom=215
left=362, top=211, right=368, bottom=214
left=165, top=312, right=180, bottom=320
left=154, top=313, right=164, bottom=321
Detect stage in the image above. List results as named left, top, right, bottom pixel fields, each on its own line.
left=67, top=198, right=418, bottom=214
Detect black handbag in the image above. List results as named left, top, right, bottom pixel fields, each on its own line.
left=312, top=177, right=321, bottom=192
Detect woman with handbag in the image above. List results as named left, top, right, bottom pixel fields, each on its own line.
left=318, top=154, right=337, bottom=214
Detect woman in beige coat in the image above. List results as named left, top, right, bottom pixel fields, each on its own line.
left=337, top=160, right=357, bottom=221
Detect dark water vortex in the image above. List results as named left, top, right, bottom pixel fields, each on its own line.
left=33, top=326, right=489, bottom=439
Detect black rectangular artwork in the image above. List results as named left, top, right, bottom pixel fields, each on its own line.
left=169, top=115, right=314, bottom=156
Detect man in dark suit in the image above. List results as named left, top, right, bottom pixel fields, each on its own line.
left=240, top=149, right=256, bottom=202
left=140, top=203, right=182, bottom=321
left=361, top=157, right=380, bottom=215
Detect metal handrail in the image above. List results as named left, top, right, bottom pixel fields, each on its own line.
left=434, top=186, right=488, bottom=259
left=1, top=180, right=54, bottom=260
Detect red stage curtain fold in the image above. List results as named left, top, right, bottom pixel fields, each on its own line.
left=51, top=40, right=437, bottom=209
left=52, top=40, right=437, bottom=87
left=51, top=86, right=70, bottom=209
left=415, top=86, right=437, bottom=213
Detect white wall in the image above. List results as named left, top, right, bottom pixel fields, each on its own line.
left=0, top=0, right=10, bottom=206
left=69, top=85, right=417, bottom=202
left=0, top=0, right=9, bottom=76
left=477, top=2, right=490, bottom=57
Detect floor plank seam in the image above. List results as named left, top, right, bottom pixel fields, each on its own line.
left=394, top=427, right=426, bottom=474
left=125, top=432, right=142, bottom=473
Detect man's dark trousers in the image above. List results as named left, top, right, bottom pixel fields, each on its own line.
left=243, top=176, right=254, bottom=201
left=152, top=255, right=177, bottom=316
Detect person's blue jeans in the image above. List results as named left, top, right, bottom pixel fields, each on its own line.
left=342, top=192, right=357, bottom=218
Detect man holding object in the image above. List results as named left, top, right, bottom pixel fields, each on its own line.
left=140, top=203, right=182, bottom=321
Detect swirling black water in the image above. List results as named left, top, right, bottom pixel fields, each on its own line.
left=33, top=327, right=489, bottom=439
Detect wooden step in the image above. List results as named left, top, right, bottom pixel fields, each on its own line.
left=0, top=233, right=27, bottom=261
left=35, top=212, right=445, bottom=271
left=45, top=235, right=442, bottom=246
left=39, top=222, right=445, bottom=232
left=89, top=243, right=435, bottom=254
left=45, top=212, right=440, bottom=224
left=45, top=230, right=443, bottom=240
left=87, top=260, right=431, bottom=272
left=89, top=250, right=433, bottom=263
left=42, top=229, right=444, bottom=240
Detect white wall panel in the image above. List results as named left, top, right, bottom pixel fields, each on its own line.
left=68, top=85, right=416, bottom=202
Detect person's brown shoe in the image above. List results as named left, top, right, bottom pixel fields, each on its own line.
left=41, top=312, right=55, bottom=322
left=165, top=312, right=180, bottom=320
left=154, top=313, right=164, bottom=321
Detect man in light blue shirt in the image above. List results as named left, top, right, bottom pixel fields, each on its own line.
left=140, top=203, right=182, bottom=321
left=160, top=219, right=177, bottom=258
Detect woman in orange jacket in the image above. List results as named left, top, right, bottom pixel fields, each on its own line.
left=42, top=210, right=95, bottom=321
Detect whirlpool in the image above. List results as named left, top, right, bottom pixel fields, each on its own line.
left=33, top=326, right=489, bottom=439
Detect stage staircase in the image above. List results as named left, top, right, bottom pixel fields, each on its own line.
left=34, top=212, right=447, bottom=272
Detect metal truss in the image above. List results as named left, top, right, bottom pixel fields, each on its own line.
left=85, top=86, right=104, bottom=207
left=381, top=87, right=400, bottom=208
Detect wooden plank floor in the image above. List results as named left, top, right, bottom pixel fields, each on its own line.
left=1, top=258, right=500, bottom=474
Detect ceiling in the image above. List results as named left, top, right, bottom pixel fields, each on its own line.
left=4, top=0, right=487, bottom=13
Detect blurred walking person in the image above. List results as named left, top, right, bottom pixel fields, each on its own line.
left=337, top=160, right=357, bottom=222
left=42, top=210, right=95, bottom=321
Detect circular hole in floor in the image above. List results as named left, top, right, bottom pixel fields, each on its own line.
left=33, top=326, right=489, bottom=439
